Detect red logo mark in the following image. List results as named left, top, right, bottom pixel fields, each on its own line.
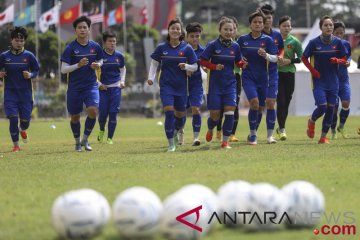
left=90, top=49, right=96, bottom=53
left=179, top=51, right=184, bottom=56
left=287, top=45, right=292, bottom=49
left=332, top=45, right=337, bottom=49
left=260, top=42, right=266, bottom=47
left=274, top=39, right=278, bottom=44
left=230, top=51, right=235, bottom=55
left=176, top=205, right=202, bottom=232
left=23, top=58, right=28, bottom=62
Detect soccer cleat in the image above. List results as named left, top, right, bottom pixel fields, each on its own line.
left=107, top=138, right=113, bottom=145
left=337, top=127, right=349, bottom=139
left=221, top=141, right=232, bottom=149
left=178, top=129, right=185, bottom=145
left=318, top=137, right=330, bottom=144
left=174, top=130, right=179, bottom=146
left=267, top=136, right=277, bottom=144
left=206, top=131, right=213, bottom=142
left=331, top=131, right=337, bottom=140
left=97, top=130, right=104, bottom=143
left=192, top=139, right=201, bottom=146
left=75, top=144, right=82, bottom=152
left=167, top=144, right=176, bottom=152
left=216, top=130, right=222, bottom=141
left=276, top=128, right=287, bottom=141
left=81, top=139, right=92, bottom=151
left=247, top=135, right=257, bottom=145
left=12, top=146, right=20, bottom=152
left=20, top=130, right=28, bottom=143
left=357, top=128, right=360, bottom=135
left=307, top=119, right=315, bottom=139
left=229, top=135, right=240, bottom=142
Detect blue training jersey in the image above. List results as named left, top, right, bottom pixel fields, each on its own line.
left=151, top=41, right=197, bottom=96
left=303, top=36, right=347, bottom=90
left=188, top=44, right=205, bottom=93
left=263, top=29, right=284, bottom=83
left=338, top=39, right=351, bottom=84
left=100, top=50, right=125, bottom=85
left=61, top=40, right=103, bottom=91
left=237, top=33, right=277, bottom=87
left=200, top=38, right=241, bottom=95
left=0, top=50, right=39, bottom=90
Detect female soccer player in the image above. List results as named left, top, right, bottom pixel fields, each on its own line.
left=330, top=20, right=351, bottom=139
left=302, top=15, right=347, bottom=144
left=200, top=17, right=244, bottom=149
left=97, top=31, right=126, bottom=145
left=0, top=27, right=39, bottom=152
left=147, top=18, right=198, bottom=152
left=276, top=16, right=303, bottom=140
left=185, top=22, right=204, bottom=146
left=61, top=16, right=104, bottom=152
left=216, top=16, right=242, bottom=143
left=237, top=10, right=278, bottom=145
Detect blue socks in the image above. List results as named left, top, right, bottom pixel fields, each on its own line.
left=70, top=121, right=81, bottom=139
left=98, top=115, right=107, bottom=131
left=322, top=106, right=334, bottom=135
left=339, top=108, right=350, bottom=128
left=311, top=105, right=327, bottom=122
left=266, top=109, right=276, bottom=131
left=256, top=112, right=263, bottom=130
left=192, top=114, right=201, bottom=134
left=223, top=112, right=234, bottom=142
left=84, top=117, right=96, bottom=137
left=248, top=109, right=258, bottom=132
left=108, top=113, right=117, bottom=139
left=165, top=111, right=175, bottom=139
left=20, top=119, right=30, bottom=131
left=207, top=117, right=219, bottom=131
left=9, top=117, right=19, bottom=143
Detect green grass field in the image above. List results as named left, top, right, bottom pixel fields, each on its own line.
left=0, top=116, right=359, bottom=240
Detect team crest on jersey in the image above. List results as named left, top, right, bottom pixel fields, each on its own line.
left=116, top=58, right=119, bottom=63
left=74, top=50, right=80, bottom=54
left=179, top=51, right=184, bottom=56
left=23, top=58, right=28, bottom=62
left=230, top=50, right=235, bottom=55
left=90, top=49, right=96, bottom=53
left=316, top=46, right=322, bottom=50
left=243, top=42, right=248, bottom=46
left=332, top=45, right=337, bottom=50
left=274, top=39, right=278, bottom=44
left=163, top=51, right=168, bottom=55
left=287, top=45, right=292, bottom=49
left=260, top=42, right=266, bottom=47
left=5, top=58, right=11, bottom=62
left=215, top=50, right=221, bottom=54
left=103, top=59, right=108, bottom=62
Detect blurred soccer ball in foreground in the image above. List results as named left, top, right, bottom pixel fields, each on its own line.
left=51, top=188, right=110, bottom=239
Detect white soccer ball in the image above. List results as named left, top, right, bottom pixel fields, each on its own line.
left=217, top=180, right=252, bottom=227
left=112, top=186, right=163, bottom=238
left=282, top=180, right=325, bottom=228
left=51, top=188, right=111, bottom=239
left=243, top=183, right=287, bottom=231
left=160, top=184, right=219, bottom=240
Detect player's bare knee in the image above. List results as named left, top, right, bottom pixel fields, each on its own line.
left=163, top=106, right=174, bottom=112
left=210, top=110, right=220, bottom=121
left=175, top=111, right=185, bottom=118
left=250, top=99, right=259, bottom=110
left=224, top=106, right=235, bottom=112
left=266, top=99, right=276, bottom=109
left=342, top=101, right=350, bottom=109
left=191, top=107, right=200, bottom=115
left=71, top=115, right=80, bottom=123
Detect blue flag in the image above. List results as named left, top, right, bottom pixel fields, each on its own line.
left=14, top=4, right=35, bottom=26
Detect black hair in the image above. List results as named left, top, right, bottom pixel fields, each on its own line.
left=260, top=4, right=274, bottom=15
left=186, top=22, right=203, bottom=34
left=73, top=15, right=91, bottom=29
left=167, top=18, right=185, bottom=41
left=279, top=15, right=291, bottom=26
left=249, top=9, right=266, bottom=24
left=333, top=20, right=346, bottom=30
left=10, top=26, right=28, bottom=40
left=102, top=31, right=117, bottom=42
left=228, top=16, right=239, bottom=27
left=218, top=17, right=233, bottom=31
left=319, top=15, right=333, bottom=29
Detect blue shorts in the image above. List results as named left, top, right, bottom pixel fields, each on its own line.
left=242, top=80, right=267, bottom=107
left=207, top=92, right=236, bottom=110
left=267, top=83, right=278, bottom=99
left=4, top=88, right=33, bottom=120
left=313, top=87, right=338, bottom=106
left=337, top=82, right=351, bottom=103
left=160, top=94, right=187, bottom=112
left=67, top=87, right=99, bottom=115
left=99, top=87, right=121, bottom=116
left=188, top=90, right=204, bottom=107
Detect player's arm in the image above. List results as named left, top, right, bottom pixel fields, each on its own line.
left=147, top=59, right=159, bottom=85
left=178, top=62, right=198, bottom=72
left=120, top=66, right=126, bottom=88
left=23, top=54, right=40, bottom=79
left=91, top=59, right=103, bottom=70
left=199, top=58, right=223, bottom=70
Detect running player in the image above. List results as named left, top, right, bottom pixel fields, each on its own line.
left=200, top=17, right=244, bottom=149
left=61, top=16, right=104, bottom=151
left=0, top=27, right=40, bottom=152
left=330, top=20, right=351, bottom=139
left=276, top=16, right=303, bottom=140
left=302, top=15, right=347, bottom=144
left=97, top=31, right=126, bottom=145
left=147, top=18, right=198, bottom=152
left=237, top=10, right=278, bottom=145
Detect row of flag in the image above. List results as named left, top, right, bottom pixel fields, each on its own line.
left=0, top=3, right=126, bottom=33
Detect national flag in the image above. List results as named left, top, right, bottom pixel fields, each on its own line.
left=60, top=3, right=80, bottom=26
left=39, top=5, right=60, bottom=33
left=14, top=4, right=35, bottom=26
left=0, top=4, right=14, bottom=26
left=107, top=6, right=123, bottom=27
left=88, top=13, right=103, bottom=24
left=140, top=6, right=148, bottom=25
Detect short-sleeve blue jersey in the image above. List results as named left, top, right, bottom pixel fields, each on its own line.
left=338, top=39, right=351, bottom=84
left=263, top=29, right=284, bottom=82
left=151, top=41, right=197, bottom=96
left=237, top=33, right=277, bottom=87
left=303, top=36, right=347, bottom=90
left=188, top=44, right=204, bottom=92
left=100, top=50, right=125, bottom=85
left=0, top=50, right=39, bottom=90
left=61, top=40, right=103, bottom=91
left=200, top=39, right=241, bottom=94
